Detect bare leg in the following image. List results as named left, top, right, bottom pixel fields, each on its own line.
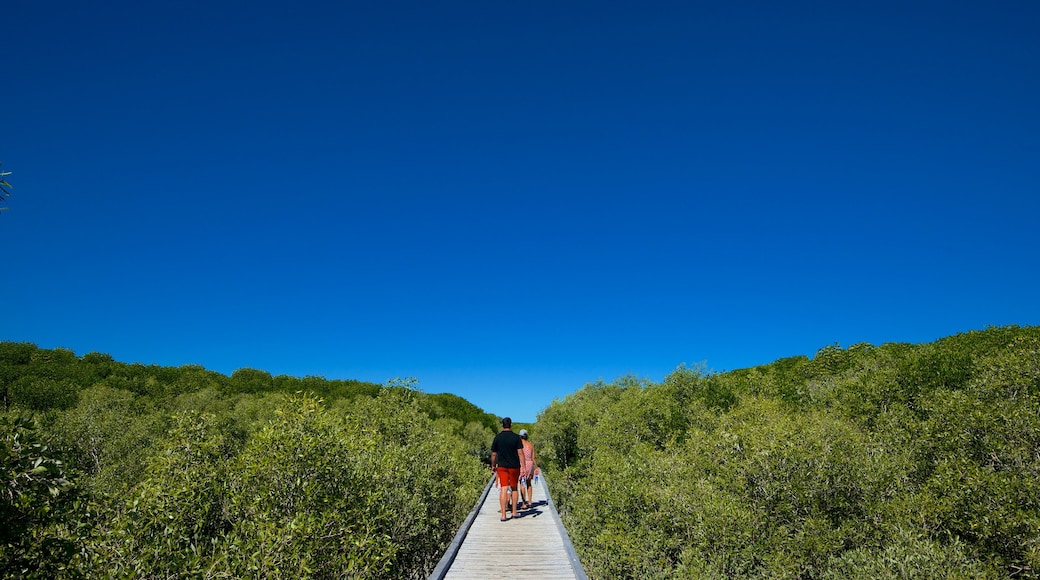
left=511, top=488, right=520, bottom=518
left=499, top=485, right=510, bottom=520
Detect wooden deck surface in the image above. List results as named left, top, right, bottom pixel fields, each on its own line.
left=430, top=474, right=587, bottom=579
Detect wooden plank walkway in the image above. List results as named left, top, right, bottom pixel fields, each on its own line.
left=429, top=474, right=588, bottom=579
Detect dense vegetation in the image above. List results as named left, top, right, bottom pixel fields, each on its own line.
left=6, top=325, right=1038, bottom=578
left=534, top=325, right=1040, bottom=579
left=0, top=345, right=497, bottom=579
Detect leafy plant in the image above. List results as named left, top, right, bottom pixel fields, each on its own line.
left=1, top=413, right=75, bottom=578
left=538, top=326, right=1040, bottom=578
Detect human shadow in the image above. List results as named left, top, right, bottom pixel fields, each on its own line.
left=513, top=499, right=547, bottom=519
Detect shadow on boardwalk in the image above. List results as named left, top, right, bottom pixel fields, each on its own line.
left=429, top=474, right=588, bottom=579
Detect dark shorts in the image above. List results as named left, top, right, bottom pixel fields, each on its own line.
left=496, top=467, right=520, bottom=489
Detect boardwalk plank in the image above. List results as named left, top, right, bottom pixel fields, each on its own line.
left=431, top=474, right=587, bottom=579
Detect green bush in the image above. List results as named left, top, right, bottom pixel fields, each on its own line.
left=539, top=326, right=1040, bottom=579
left=0, top=413, right=76, bottom=579
left=820, top=527, right=1000, bottom=579
left=49, top=386, right=169, bottom=496
left=82, top=410, right=230, bottom=577
left=0, top=342, right=500, bottom=579
left=8, top=377, right=79, bottom=412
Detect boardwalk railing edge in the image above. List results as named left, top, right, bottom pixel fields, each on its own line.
left=428, top=472, right=590, bottom=580
left=542, top=473, right=590, bottom=580
left=427, top=475, right=495, bottom=580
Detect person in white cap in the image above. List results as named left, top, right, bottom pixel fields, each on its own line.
left=517, top=429, right=538, bottom=510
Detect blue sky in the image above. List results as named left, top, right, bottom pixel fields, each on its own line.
left=4, top=1, right=1038, bottom=421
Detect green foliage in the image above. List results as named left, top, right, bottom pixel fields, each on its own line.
left=664, top=363, right=738, bottom=413
left=534, top=379, right=627, bottom=470
left=8, top=377, right=79, bottom=411
left=461, top=420, right=495, bottom=463
left=221, top=396, right=390, bottom=578
left=85, top=411, right=230, bottom=577
left=0, top=342, right=495, bottom=578
left=1, top=413, right=76, bottom=579
left=5, top=327, right=1038, bottom=578
left=227, top=367, right=274, bottom=394
left=272, top=374, right=381, bottom=402
left=76, top=392, right=487, bottom=579
left=820, top=526, right=999, bottom=579
left=423, top=392, right=499, bottom=432
left=0, top=342, right=36, bottom=411
left=1, top=414, right=71, bottom=500
left=539, top=325, right=1040, bottom=579
left=49, top=385, right=168, bottom=495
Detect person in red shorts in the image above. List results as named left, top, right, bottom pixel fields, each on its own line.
left=490, top=417, right=526, bottom=521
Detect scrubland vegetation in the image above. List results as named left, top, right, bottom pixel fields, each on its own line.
left=533, top=325, right=1040, bottom=578
left=4, top=325, right=1038, bottom=578
left=1, top=348, right=495, bottom=579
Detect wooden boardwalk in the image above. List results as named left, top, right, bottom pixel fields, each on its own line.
left=429, top=474, right=588, bottom=579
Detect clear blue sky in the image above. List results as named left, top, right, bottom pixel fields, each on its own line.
left=4, top=1, right=1038, bottom=421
